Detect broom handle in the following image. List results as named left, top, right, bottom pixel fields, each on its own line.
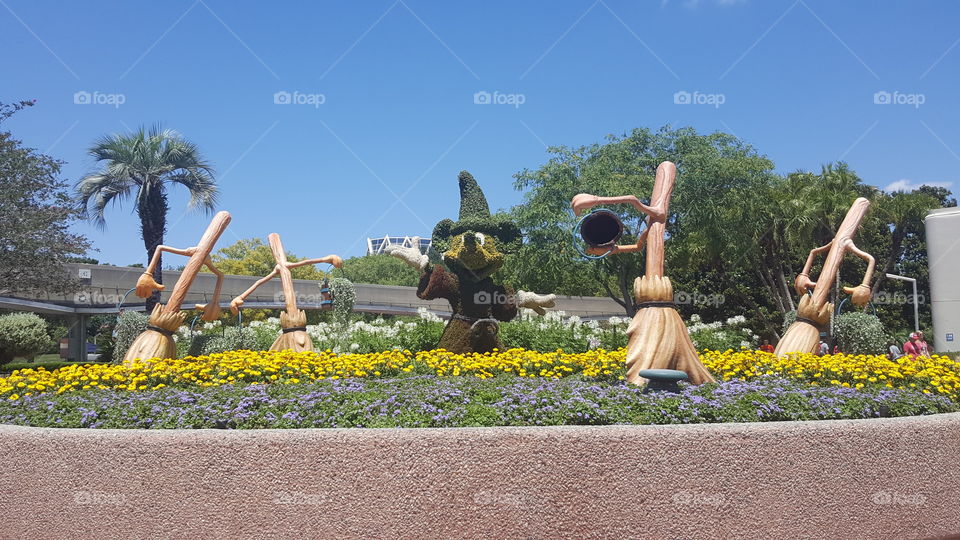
left=644, top=161, right=675, bottom=278
left=164, top=211, right=231, bottom=313
left=268, top=233, right=298, bottom=317
left=809, top=198, right=871, bottom=306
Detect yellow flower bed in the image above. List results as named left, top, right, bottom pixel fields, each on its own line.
left=1, top=348, right=958, bottom=401
left=700, top=349, right=960, bottom=399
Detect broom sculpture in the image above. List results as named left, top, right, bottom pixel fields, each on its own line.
left=571, top=161, right=714, bottom=385
left=123, top=210, right=232, bottom=364
left=229, top=233, right=343, bottom=352
left=775, top=197, right=875, bottom=356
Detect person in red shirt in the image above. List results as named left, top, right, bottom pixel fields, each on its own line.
left=759, top=339, right=775, bottom=353
left=916, top=331, right=931, bottom=357
left=903, top=333, right=921, bottom=360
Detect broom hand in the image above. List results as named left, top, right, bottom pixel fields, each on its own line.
left=196, top=302, right=222, bottom=322
left=843, top=284, right=872, bottom=308
left=135, top=272, right=165, bottom=298
left=229, top=297, right=244, bottom=315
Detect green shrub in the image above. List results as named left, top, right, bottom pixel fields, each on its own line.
left=330, top=277, right=356, bottom=326
left=111, top=311, right=149, bottom=363
left=200, top=326, right=260, bottom=355
left=834, top=312, right=888, bottom=355
left=0, top=313, right=54, bottom=365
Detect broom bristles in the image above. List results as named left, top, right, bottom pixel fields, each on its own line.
left=625, top=275, right=715, bottom=386
left=122, top=305, right=185, bottom=366
left=270, top=309, right=314, bottom=353
left=774, top=295, right=832, bottom=357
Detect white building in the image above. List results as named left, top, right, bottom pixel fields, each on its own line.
left=366, top=235, right=432, bottom=255
left=925, top=207, right=960, bottom=352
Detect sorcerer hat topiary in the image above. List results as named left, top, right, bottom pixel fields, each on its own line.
left=430, top=170, right=521, bottom=254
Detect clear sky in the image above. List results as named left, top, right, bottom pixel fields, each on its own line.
left=3, top=0, right=959, bottom=266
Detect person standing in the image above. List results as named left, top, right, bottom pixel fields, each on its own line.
left=916, top=331, right=931, bottom=357
left=818, top=337, right=830, bottom=356
left=759, top=339, right=775, bottom=354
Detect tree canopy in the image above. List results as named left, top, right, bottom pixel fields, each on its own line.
left=0, top=101, right=90, bottom=296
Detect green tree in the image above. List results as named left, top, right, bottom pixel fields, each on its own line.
left=341, top=254, right=419, bottom=286
left=0, top=100, right=90, bottom=296
left=510, top=126, right=775, bottom=317
left=209, top=238, right=327, bottom=280
left=75, top=125, right=218, bottom=311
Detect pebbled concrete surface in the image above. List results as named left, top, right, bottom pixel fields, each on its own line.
left=1, top=413, right=959, bottom=540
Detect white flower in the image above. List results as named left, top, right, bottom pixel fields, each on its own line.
left=690, top=314, right=701, bottom=323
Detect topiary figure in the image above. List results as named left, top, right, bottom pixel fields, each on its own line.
left=386, top=171, right=556, bottom=353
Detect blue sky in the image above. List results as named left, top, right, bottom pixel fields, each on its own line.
left=3, top=0, right=959, bottom=266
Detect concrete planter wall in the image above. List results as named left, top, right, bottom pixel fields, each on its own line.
left=2, top=413, right=959, bottom=539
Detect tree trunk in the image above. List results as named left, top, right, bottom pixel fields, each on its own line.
left=871, top=227, right=905, bottom=296
left=139, top=183, right=169, bottom=312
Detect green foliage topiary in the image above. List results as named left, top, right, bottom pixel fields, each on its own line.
left=0, top=313, right=54, bottom=365
left=834, top=312, right=888, bottom=355
left=330, top=277, right=356, bottom=326
left=111, top=311, right=149, bottom=363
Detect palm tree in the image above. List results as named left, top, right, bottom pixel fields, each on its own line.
left=76, top=125, right=218, bottom=310
left=871, top=190, right=939, bottom=295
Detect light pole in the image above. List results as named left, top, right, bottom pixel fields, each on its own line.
left=885, top=273, right=919, bottom=333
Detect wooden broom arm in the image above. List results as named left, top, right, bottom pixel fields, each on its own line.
left=809, top=198, right=871, bottom=307
left=230, top=268, right=279, bottom=314
left=795, top=241, right=833, bottom=296
left=288, top=255, right=343, bottom=269
left=164, top=211, right=232, bottom=313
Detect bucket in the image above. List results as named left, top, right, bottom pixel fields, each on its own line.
left=578, top=209, right=624, bottom=248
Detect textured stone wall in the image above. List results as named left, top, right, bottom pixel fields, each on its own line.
left=2, top=413, right=959, bottom=539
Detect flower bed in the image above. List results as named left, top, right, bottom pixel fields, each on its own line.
left=3, top=348, right=959, bottom=401
left=0, top=375, right=953, bottom=429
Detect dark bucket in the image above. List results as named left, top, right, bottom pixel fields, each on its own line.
left=579, top=209, right=624, bottom=248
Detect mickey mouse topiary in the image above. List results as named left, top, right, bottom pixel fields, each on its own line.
left=387, top=171, right=556, bottom=353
